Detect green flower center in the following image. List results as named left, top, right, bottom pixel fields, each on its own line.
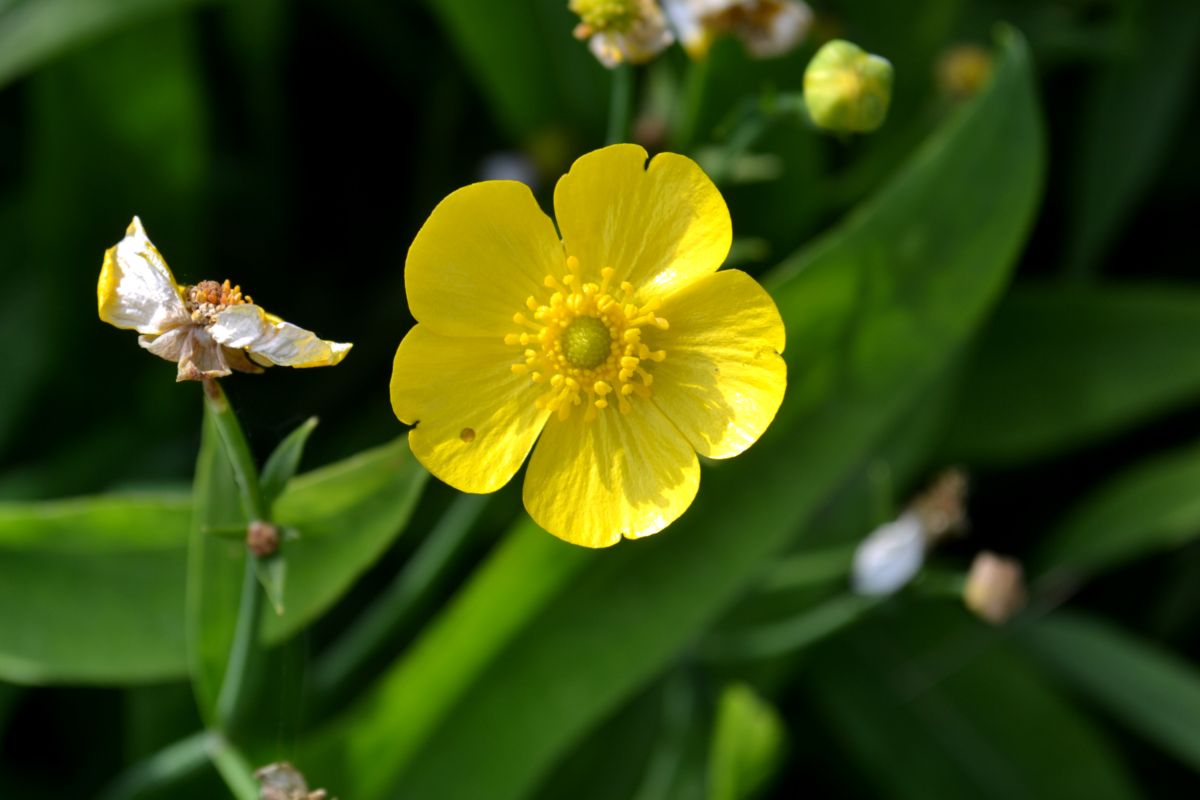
left=569, top=0, right=639, bottom=32
left=561, top=316, right=612, bottom=370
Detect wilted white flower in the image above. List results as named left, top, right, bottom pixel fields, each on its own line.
left=663, top=0, right=812, bottom=59
left=98, top=217, right=351, bottom=382
left=852, top=511, right=925, bottom=596
left=570, top=0, right=675, bottom=68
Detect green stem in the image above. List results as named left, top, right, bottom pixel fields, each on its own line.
left=701, top=594, right=880, bottom=662
left=671, top=53, right=709, bottom=151
left=310, top=493, right=490, bottom=706
left=606, top=63, right=634, bottom=144
left=202, top=380, right=268, bottom=732
left=96, top=731, right=212, bottom=800
left=208, top=733, right=259, bottom=800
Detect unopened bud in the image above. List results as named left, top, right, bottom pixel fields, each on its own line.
left=803, top=39, right=894, bottom=133
left=852, top=512, right=925, bottom=596
left=246, top=520, right=280, bottom=558
left=964, top=551, right=1025, bottom=624
left=935, top=43, right=992, bottom=99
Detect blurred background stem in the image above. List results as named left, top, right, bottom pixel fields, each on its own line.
left=606, top=63, right=633, bottom=144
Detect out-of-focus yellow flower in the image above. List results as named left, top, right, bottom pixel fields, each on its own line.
left=98, top=217, right=351, bottom=382
left=803, top=39, right=894, bottom=133
left=570, top=0, right=674, bottom=68
left=391, top=145, right=786, bottom=548
left=663, top=0, right=812, bottom=59
left=935, top=43, right=993, bottom=100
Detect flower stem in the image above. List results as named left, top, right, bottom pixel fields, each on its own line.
left=202, top=380, right=268, bottom=733
left=606, top=63, right=634, bottom=144
left=208, top=733, right=259, bottom=800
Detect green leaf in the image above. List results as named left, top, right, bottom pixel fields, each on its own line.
left=304, top=28, right=1044, bottom=800
left=806, top=605, right=1141, bottom=800
left=0, top=0, right=206, bottom=90
left=1064, top=0, right=1200, bottom=278
left=1023, top=612, right=1200, bottom=773
left=423, top=0, right=606, bottom=141
left=0, top=437, right=425, bottom=686
left=1034, top=441, right=1200, bottom=576
left=186, top=407, right=248, bottom=720
left=708, top=684, right=785, bottom=800
left=0, top=493, right=190, bottom=684
left=943, top=283, right=1200, bottom=465
left=260, top=417, right=319, bottom=511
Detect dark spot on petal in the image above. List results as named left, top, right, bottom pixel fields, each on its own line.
left=460, top=427, right=476, bottom=443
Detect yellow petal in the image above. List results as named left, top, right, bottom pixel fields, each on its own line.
left=98, top=216, right=189, bottom=334
left=523, top=402, right=700, bottom=547
left=390, top=324, right=551, bottom=494
left=207, top=304, right=351, bottom=368
left=553, top=144, right=731, bottom=298
left=651, top=269, right=786, bottom=459
left=406, top=181, right=564, bottom=338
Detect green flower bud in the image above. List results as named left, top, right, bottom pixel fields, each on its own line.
left=803, top=39, right=894, bottom=133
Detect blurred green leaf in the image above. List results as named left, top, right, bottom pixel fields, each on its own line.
left=1065, top=0, right=1200, bottom=278
left=708, top=684, right=785, bottom=800
left=0, top=0, right=206, bottom=90
left=260, top=416, right=319, bottom=511
left=943, top=283, right=1200, bottom=465
left=424, top=0, right=606, bottom=142
left=0, top=493, right=190, bottom=684
left=0, top=437, right=424, bottom=686
left=186, top=407, right=247, bottom=720
left=304, top=28, right=1043, bottom=800
left=807, top=605, right=1141, bottom=800
left=1023, top=612, right=1200, bottom=773
left=263, top=437, right=428, bottom=642
left=1034, top=441, right=1200, bottom=576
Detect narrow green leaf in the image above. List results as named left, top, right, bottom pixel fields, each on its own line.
left=0, top=0, right=206, bottom=89
left=1023, top=613, right=1200, bottom=773
left=708, top=684, right=785, bottom=800
left=943, top=283, right=1200, bottom=464
left=1034, top=442, right=1200, bottom=576
left=263, top=437, right=428, bottom=643
left=0, top=493, right=190, bottom=684
left=0, top=438, right=424, bottom=685
left=807, top=606, right=1142, bottom=800
left=186, top=407, right=249, bottom=721
left=423, top=0, right=606, bottom=140
left=305, top=28, right=1044, bottom=800
left=1065, top=0, right=1200, bottom=278
left=260, top=417, right=319, bottom=511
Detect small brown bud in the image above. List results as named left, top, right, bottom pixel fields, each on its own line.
left=246, top=520, right=281, bottom=557
left=964, top=551, right=1025, bottom=625
left=910, top=468, right=968, bottom=543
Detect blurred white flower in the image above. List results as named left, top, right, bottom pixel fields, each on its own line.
left=478, top=151, right=540, bottom=188
left=570, top=0, right=675, bottom=68
left=851, top=511, right=925, bottom=596
left=663, top=0, right=812, bottom=59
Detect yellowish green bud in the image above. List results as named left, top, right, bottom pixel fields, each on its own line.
left=936, top=43, right=993, bottom=99
left=803, top=39, right=894, bottom=133
left=570, top=0, right=640, bottom=33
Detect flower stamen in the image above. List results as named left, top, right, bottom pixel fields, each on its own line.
left=506, top=255, right=669, bottom=421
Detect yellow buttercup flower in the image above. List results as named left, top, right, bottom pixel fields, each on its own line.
left=98, top=217, right=351, bottom=381
left=390, top=145, right=786, bottom=547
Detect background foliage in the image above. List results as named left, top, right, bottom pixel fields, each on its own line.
left=2, top=0, right=1199, bottom=798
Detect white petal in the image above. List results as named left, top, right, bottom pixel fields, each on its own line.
left=97, top=217, right=189, bottom=334
left=208, top=304, right=351, bottom=368
left=851, top=512, right=926, bottom=597
left=176, top=328, right=231, bottom=382
left=738, top=0, right=812, bottom=58
left=138, top=327, right=190, bottom=363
